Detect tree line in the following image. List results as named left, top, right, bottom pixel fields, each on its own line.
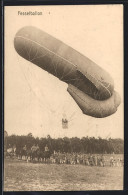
left=4, top=133, right=124, bottom=154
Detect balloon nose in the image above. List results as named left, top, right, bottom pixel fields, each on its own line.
left=114, top=91, right=121, bottom=108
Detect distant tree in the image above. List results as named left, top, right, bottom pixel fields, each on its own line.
left=4, top=130, right=8, bottom=138
left=6, top=133, right=124, bottom=154
left=27, top=133, right=33, bottom=137
left=47, top=134, right=51, bottom=139
left=4, top=131, right=8, bottom=152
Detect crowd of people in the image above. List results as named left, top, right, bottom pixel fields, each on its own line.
left=49, top=152, right=123, bottom=167
left=5, top=144, right=124, bottom=167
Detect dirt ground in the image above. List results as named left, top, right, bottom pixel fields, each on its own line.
left=4, top=157, right=123, bottom=191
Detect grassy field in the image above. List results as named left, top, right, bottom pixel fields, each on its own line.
left=4, top=158, right=123, bottom=191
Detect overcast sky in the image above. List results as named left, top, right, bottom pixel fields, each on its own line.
left=4, top=5, right=123, bottom=139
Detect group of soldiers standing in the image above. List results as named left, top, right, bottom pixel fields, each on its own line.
left=23, top=144, right=49, bottom=153
left=49, top=152, right=123, bottom=167
left=5, top=144, right=123, bottom=167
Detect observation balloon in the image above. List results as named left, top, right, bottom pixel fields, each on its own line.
left=14, top=26, right=121, bottom=118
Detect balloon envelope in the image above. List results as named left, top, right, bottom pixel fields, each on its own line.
left=14, top=26, right=121, bottom=118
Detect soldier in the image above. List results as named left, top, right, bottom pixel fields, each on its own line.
left=93, top=155, right=98, bottom=166
left=88, top=154, right=93, bottom=166
left=95, top=155, right=98, bottom=166
left=101, top=154, right=105, bottom=167
left=8, top=144, right=11, bottom=149
left=31, top=144, right=36, bottom=152
left=44, top=144, right=49, bottom=152
left=99, top=155, right=103, bottom=166
left=110, top=156, right=114, bottom=167
left=117, top=157, right=120, bottom=167
left=23, top=145, right=27, bottom=151
left=36, top=144, right=39, bottom=151
left=97, top=155, right=100, bottom=166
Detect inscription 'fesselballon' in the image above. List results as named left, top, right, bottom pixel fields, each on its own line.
left=14, top=26, right=121, bottom=118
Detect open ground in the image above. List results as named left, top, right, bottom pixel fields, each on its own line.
left=4, top=157, right=123, bottom=191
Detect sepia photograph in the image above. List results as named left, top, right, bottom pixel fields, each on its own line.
left=4, top=5, right=124, bottom=191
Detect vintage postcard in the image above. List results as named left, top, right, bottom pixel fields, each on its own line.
left=4, top=5, right=124, bottom=191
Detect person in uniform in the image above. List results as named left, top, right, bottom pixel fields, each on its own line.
left=110, top=156, right=114, bottom=167
left=23, top=145, right=27, bottom=151
left=36, top=144, right=39, bottom=151
left=31, top=144, right=36, bottom=152
left=101, top=154, right=105, bottom=167
left=45, top=145, right=49, bottom=152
